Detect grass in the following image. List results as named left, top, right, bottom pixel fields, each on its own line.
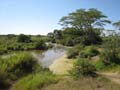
left=100, top=64, right=120, bottom=73
left=94, top=59, right=120, bottom=73
left=0, top=52, right=40, bottom=89
left=11, top=71, right=59, bottom=90
left=41, top=76, right=120, bottom=90
left=0, top=52, right=39, bottom=75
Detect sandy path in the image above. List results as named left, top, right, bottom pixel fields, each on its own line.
left=49, top=54, right=73, bottom=75
left=99, top=72, right=120, bottom=84
left=49, top=53, right=120, bottom=84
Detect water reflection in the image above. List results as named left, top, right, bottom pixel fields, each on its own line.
left=32, top=46, right=65, bottom=68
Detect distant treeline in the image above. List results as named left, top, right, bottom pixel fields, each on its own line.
left=0, top=34, right=52, bottom=55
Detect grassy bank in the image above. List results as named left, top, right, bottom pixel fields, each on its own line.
left=11, top=71, right=59, bottom=90
left=0, top=52, right=58, bottom=90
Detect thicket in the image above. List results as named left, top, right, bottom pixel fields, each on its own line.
left=67, top=45, right=99, bottom=59
left=69, top=58, right=96, bottom=79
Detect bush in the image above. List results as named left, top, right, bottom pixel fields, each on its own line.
left=81, top=29, right=102, bottom=45
left=0, top=52, right=40, bottom=79
left=11, top=71, right=58, bottom=90
left=0, top=70, right=11, bottom=89
left=79, top=46, right=99, bottom=58
left=17, top=34, right=31, bottom=43
left=94, top=60, right=106, bottom=70
left=67, top=45, right=84, bottom=59
left=67, top=48, right=79, bottom=59
left=0, top=48, right=7, bottom=55
left=69, top=58, right=96, bottom=79
left=34, top=39, right=47, bottom=50
left=101, top=36, right=120, bottom=65
left=65, top=38, right=74, bottom=46
left=100, top=50, right=120, bottom=65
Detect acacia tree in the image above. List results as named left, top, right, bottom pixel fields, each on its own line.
left=59, top=8, right=111, bottom=45
left=59, top=8, right=111, bottom=31
left=113, top=21, right=120, bottom=30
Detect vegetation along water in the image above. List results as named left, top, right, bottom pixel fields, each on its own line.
left=1, top=8, right=120, bottom=90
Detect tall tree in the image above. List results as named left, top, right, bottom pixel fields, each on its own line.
left=59, top=8, right=111, bottom=45
left=59, top=8, right=111, bottom=31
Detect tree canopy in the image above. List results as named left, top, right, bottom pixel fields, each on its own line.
left=17, top=34, right=31, bottom=43
left=113, top=21, right=120, bottom=30
left=56, top=8, right=111, bottom=45
left=59, top=8, right=111, bottom=31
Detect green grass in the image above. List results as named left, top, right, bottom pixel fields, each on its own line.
left=0, top=52, right=39, bottom=75
left=11, top=71, right=59, bottom=90
left=0, top=52, right=40, bottom=89
left=80, top=46, right=99, bottom=58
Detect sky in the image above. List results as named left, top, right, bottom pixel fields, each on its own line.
left=0, top=0, right=120, bottom=35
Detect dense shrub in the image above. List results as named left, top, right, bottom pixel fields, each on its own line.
left=101, top=36, right=120, bottom=65
left=73, top=37, right=83, bottom=45
left=17, top=34, right=31, bottom=43
left=69, top=58, right=96, bottom=79
left=79, top=46, right=99, bottom=58
left=34, top=39, right=47, bottom=50
left=67, top=48, right=79, bottom=59
left=0, top=48, right=7, bottom=55
left=100, top=50, right=120, bottom=65
left=81, top=30, right=102, bottom=45
left=67, top=45, right=85, bottom=59
left=94, top=60, right=106, bottom=70
left=0, top=69, right=11, bottom=89
left=65, top=38, right=74, bottom=46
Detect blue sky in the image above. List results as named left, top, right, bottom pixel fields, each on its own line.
left=0, top=0, right=120, bottom=35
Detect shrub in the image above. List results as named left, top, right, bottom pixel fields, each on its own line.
left=0, top=52, right=40, bottom=79
left=11, top=71, right=58, bottom=90
left=17, top=34, right=31, bottom=43
left=101, top=36, right=120, bottom=65
left=100, top=50, right=120, bottom=65
left=0, top=70, right=11, bottom=89
left=94, top=60, right=105, bottom=70
left=81, top=29, right=102, bottom=45
left=34, top=39, right=47, bottom=50
left=65, top=38, right=74, bottom=46
left=0, top=48, right=7, bottom=55
left=67, top=48, right=79, bottom=59
left=67, top=45, right=84, bottom=59
left=79, top=46, right=99, bottom=58
left=69, top=58, right=96, bottom=79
